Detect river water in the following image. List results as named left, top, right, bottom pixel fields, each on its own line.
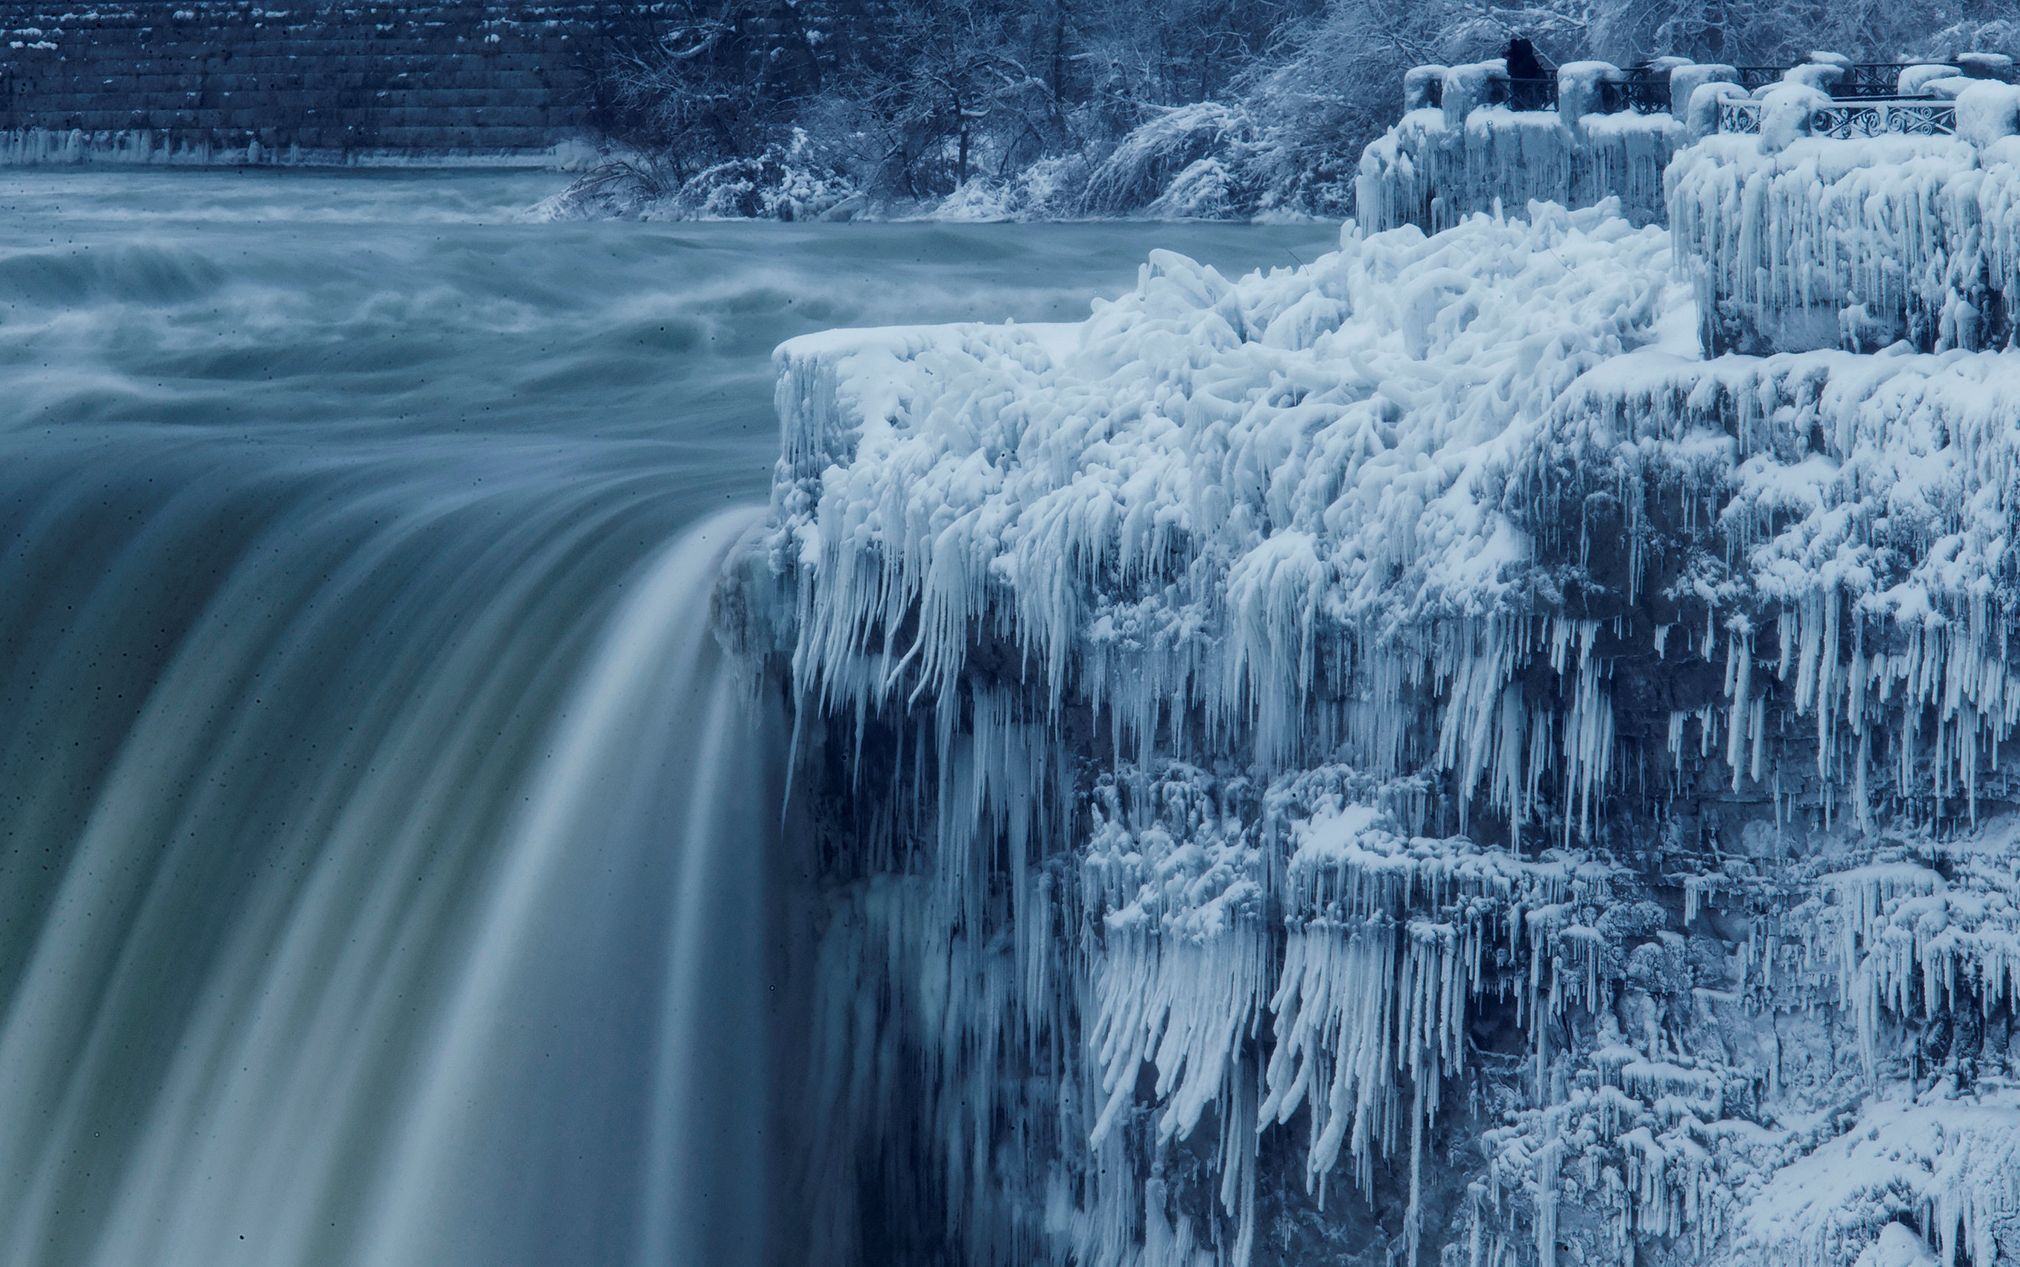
left=0, top=167, right=1337, bottom=1267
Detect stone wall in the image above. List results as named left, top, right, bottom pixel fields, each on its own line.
left=0, top=2, right=664, bottom=163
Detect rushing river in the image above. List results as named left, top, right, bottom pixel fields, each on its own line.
left=0, top=167, right=1338, bottom=1267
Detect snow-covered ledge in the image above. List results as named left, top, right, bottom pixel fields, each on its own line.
left=1357, top=59, right=1694, bottom=233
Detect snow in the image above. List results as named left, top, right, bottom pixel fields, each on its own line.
left=1672, top=63, right=1739, bottom=117
left=745, top=105, right=2020, bottom=1267
left=1899, top=64, right=1962, bottom=97
left=1555, top=62, right=1621, bottom=124
left=1728, top=1091, right=2020, bottom=1267
left=1758, top=83, right=1834, bottom=151
left=1404, top=64, right=1447, bottom=113
left=1955, top=82, right=2020, bottom=146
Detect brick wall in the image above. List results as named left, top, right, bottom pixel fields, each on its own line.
left=0, top=2, right=665, bottom=162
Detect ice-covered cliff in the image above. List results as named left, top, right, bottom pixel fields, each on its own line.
left=730, top=181, right=2020, bottom=1265
left=1670, top=81, right=2020, bottom=353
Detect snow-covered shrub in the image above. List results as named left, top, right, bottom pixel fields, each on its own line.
left=1078, top=103, right=1255, bottom=218
left=539, top=131, right=860, bottom=222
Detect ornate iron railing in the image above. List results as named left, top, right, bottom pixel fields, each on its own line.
left=1718, top=99, right=1762, bottom=133
left=1812, top=99, right=1957, bottom=136
left=1597, top=71, right=1670, bottom=113
left=1714, top=97, right=1958, bottom=137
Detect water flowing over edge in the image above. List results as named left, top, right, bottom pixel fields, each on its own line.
left=0, top=486, right=799, bottom=1267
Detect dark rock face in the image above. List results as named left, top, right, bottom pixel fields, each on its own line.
left=0, top=2, right=658, bottom=160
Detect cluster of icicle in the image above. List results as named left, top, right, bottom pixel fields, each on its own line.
left=0, top=127, right=291, bottom=166
left=1558, top=346, right=2020, bottom=824
left=1668, top=99, right=2020, bottom=353
left=1354, top=60, right=1682, bottom=236
left=748, top=194, right=2020, bottom=1265
left=770, top=205, right=1676, bottom=825
left=1663, top=820, right=2020, bottom=1267
left=772, top=203, right=2020, bottom=840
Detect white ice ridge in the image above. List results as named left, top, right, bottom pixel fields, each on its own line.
left=769, top=204, right=2020, bottom=841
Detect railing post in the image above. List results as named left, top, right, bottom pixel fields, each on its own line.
left=1404, top=65, right=1448, bottom=113
left=1671, top=64, right=1738, bottom=119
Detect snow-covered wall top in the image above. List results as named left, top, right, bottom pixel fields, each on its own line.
left=0, top=2, right=640, bottom=163
left=742, top=203, right=2020, bottom=1265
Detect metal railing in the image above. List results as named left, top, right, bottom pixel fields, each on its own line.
left=1715, top=97, right=1958, bottom=137
left=1733, top=62, right=1983, bottom=97
left=1717, top=99, right=1762, bottom=133
left=1430, top=58, right=2003, bottom=121
left=1491, top=73, right=1558, bottom=111
left=1598, top=70, right=1670, bottom=113
left=1814, top=100, right=1958, bottom=136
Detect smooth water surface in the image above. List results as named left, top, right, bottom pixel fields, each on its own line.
left=0, top=166, right=1340, bottom=1267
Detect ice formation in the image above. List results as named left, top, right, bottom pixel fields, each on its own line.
left=1356, top=60, right=1682, bottom=235
left=736, top=86, right=2020, bottom=1267
left=1670, top=93, right=2020, bottom=352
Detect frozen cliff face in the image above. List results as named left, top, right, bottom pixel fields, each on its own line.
left=1356, top=63, right=1683, bottom=236
left=1669, top=90, right=2020, bottom=354
left=735, top=203, right=2020, bottom=1266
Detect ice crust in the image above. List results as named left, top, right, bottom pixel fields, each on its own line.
left=1358, top=107, right=1681, bottom=236
left=746, top=166, right=2020, bottom=1264
left=1670, top=127, right=2020, bottom=353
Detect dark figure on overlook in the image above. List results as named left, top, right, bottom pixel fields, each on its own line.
left=1503, top=36, right=1549, bottom=109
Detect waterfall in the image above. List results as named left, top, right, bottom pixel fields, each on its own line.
left=361, top=504, right=796, bottom=1267
left=0, top=459, right=795, bottom=1267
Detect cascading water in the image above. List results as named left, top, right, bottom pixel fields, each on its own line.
left=0, top=168, right=1333, bottom=1267
left=358, top=504, right=795, bottom=1267
left=0, top=449, right=794, bottom=1267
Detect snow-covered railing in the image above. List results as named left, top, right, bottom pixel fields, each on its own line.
left=1731, top=62, right=1971, bottom=95
left=1715, top=99, right=1761, bottom=134
left=1489, top=71, right=1557, bottom=112
left=1715, top=96, right=1958, bottom=137
left=1811, top=99, right=1958, bottom=136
